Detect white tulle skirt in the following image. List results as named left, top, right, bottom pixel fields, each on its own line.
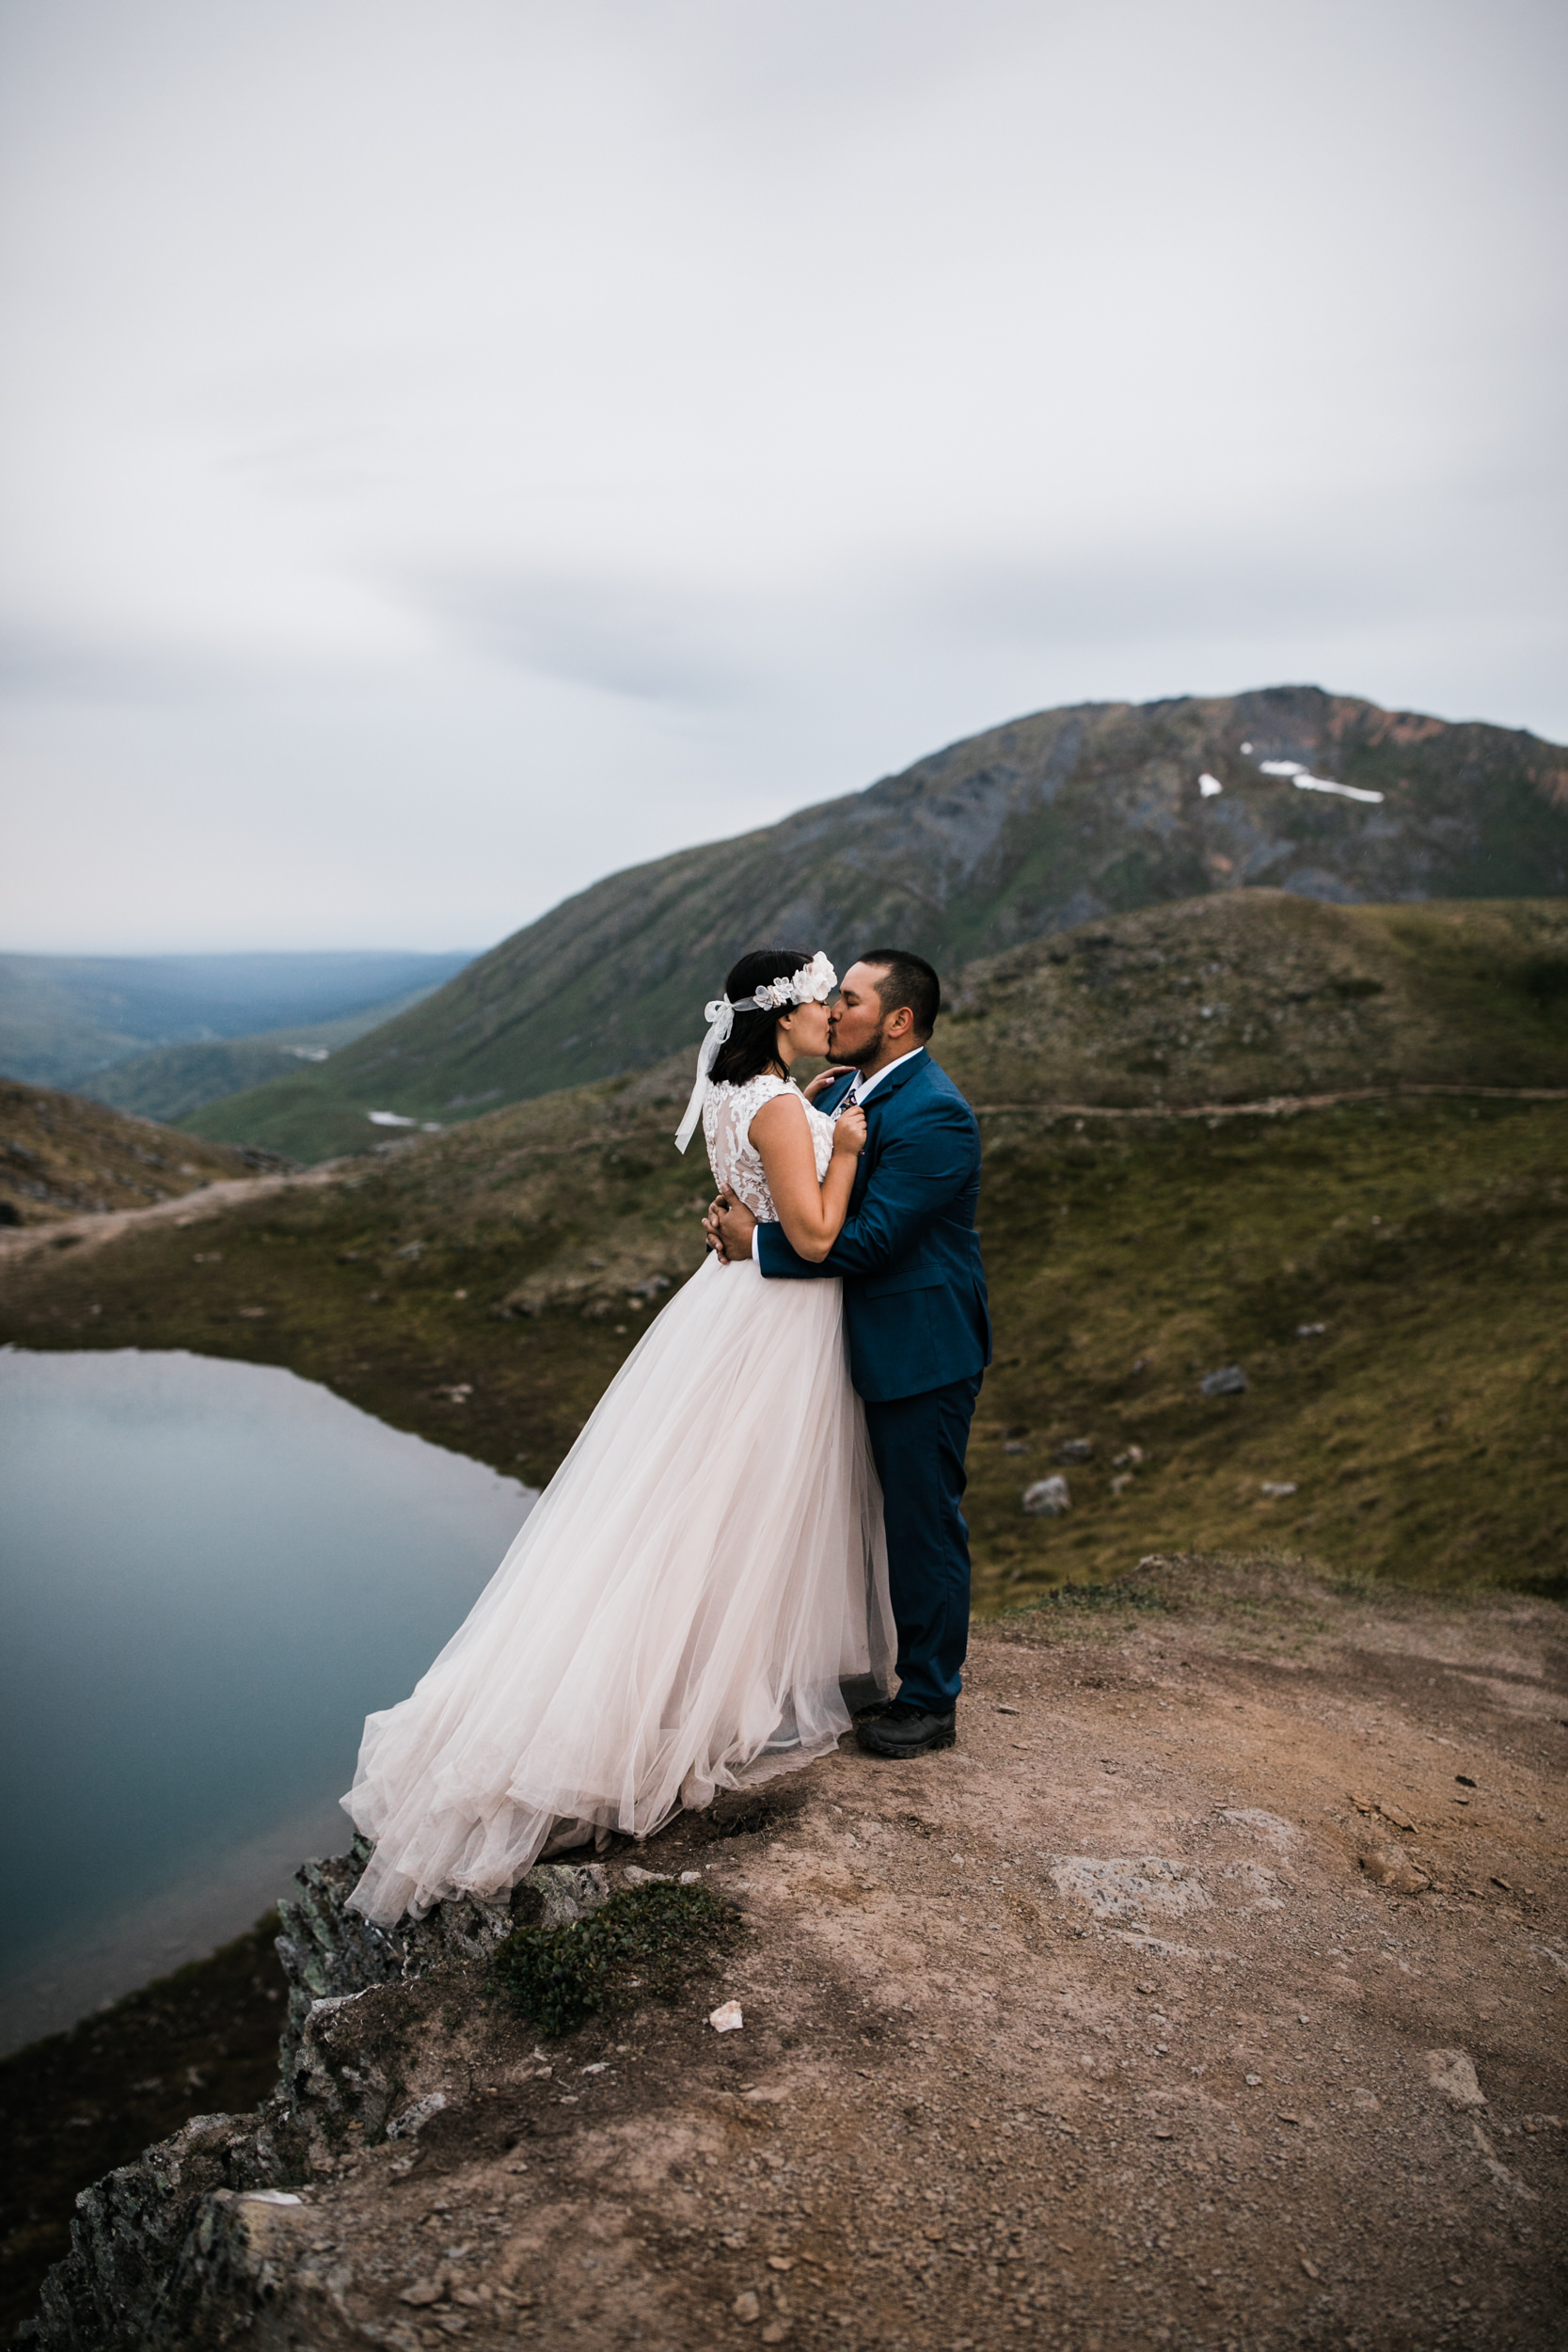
left=342, top=1250, right=894, bottom=1924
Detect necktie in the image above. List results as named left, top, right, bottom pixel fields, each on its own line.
left=833, top=1074, right=861, bottom=1120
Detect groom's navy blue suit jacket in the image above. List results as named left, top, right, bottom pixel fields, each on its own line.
left=755, top=1049, right=990, bottom=1403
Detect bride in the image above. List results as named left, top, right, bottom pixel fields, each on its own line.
left=342, top=947, right=895, bottom=1925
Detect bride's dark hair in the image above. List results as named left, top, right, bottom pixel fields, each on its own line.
left=708, top=947, right=816, bottom=1089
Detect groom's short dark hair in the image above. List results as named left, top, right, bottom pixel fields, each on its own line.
left=861, top=947, right=941, bottom=1041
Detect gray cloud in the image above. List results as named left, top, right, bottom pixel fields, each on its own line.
left=417, top=569, right=762, bottom=705
left=0, top=0, right=1563, bottom=951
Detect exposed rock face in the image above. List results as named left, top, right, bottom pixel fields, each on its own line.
left=275, top=1840, right=515, bottom=2040
left=22, top=2108, right=311, bottom=2349
left=19, top=1842, right=610, bottom=2350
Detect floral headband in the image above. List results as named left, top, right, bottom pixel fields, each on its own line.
left=673, top=952, right=837, bottom=1152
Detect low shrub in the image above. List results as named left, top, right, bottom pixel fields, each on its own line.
left=1002, top=1580, right=1164, bottom=1620
left=489, top=1880, right=745, bottom=2038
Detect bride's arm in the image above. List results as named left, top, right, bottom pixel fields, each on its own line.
left=748, top=1095, right=866, bottom=1263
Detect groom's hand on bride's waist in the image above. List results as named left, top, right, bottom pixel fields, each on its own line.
left=704, top=1192, right=756, bottom=1263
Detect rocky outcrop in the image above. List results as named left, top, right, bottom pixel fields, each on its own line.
left=274, top=1844, right=608, bottom=2161
left=22, top=2109, right=312, bottom=2349
left=273, top=1837, right=516, bottom=2048
left=19, top=1843, right=610, bottom=2350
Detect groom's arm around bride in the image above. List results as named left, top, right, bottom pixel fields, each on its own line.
left=708, top=950, right=990, bottom=1758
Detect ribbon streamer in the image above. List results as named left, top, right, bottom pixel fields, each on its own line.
left=673, top=995, right=743, bottom=1153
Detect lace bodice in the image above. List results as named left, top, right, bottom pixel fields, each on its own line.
left=704, top=1073, right=834, bottom=1220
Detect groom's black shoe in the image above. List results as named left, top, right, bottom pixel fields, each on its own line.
left=856, top=1701, right=957, bottom=1758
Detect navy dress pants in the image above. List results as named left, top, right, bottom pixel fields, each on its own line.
left=862, top=1372, right=983, bottom=1714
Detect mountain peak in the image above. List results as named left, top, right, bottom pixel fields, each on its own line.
left=190, top=687, right=1568, bottom=1147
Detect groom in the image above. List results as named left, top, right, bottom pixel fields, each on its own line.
left=706, top=948, right=990, bottom=1758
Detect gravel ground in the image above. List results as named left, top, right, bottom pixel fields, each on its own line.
left=178, top=1561, right=1567, bottom=2352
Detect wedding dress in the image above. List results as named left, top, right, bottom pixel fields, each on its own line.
left=342, top=1072, right=894, bottom=1925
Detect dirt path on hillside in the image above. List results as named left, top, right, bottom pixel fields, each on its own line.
left=8, top=1084, right=1564, bottom=1271
left=95, top=1564, right=1565, bottom=2352
left=971, top=1084, right=1568, bottom=1120
left=0, top=1164, right=346, bottom=1263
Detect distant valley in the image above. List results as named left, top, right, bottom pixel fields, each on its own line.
left=0, top=949, right=474, bottom=1097
left=82, top=988, right=460, bottom=1125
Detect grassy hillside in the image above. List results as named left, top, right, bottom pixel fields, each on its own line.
left=937, top=893, right=1568, bottom=1104
left=186, top=892, right=1568, bottom=1164
left=181, top=1069, right=428, bottom=1165
left=183, top=688, right=1568, bottom=1159
left=967, top=1097, right=1564, bottom=1604
left=7, top=898, right=1563, bottom=1603
left=0, top=1081, right=279, bottom=1228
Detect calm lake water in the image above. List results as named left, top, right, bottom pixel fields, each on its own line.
left=0, top=1348, right=534, bottom=2050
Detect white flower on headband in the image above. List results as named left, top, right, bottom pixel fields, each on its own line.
left=751, top=951, right=837, bottom=1012
left=673, top=951, right=838, bottom=1152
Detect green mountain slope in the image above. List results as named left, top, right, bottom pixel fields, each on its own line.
left=186, top=890, right=1568, bottom=1166
left=185, top=686, right=1568, bottom=1160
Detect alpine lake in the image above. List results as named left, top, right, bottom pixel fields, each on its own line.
left=0, top=1347, right=534, bottom=2050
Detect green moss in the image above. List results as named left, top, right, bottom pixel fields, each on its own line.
left=489, top=1882, right=745, bottom=2039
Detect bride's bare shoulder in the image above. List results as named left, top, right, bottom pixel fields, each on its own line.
left=746, top=1079, right=809, bottom=1142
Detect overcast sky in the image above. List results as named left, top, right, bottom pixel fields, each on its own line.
left=2, top=0, right=1563, bottom=955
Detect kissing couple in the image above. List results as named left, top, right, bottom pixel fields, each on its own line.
left=342, top=946, right=990, bottom=1927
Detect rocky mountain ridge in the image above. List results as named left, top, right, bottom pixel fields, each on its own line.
left=940, top=891, right=1568, bottom=1110
left=184, top=686, right=1568, bottom=1159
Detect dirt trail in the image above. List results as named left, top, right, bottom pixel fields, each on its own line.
left=0, top=1165, right=342, bottom=1263
left=969, top=1084, right=1568, bottom=1119
left=75, top=1562, right=1563, bottom=2352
